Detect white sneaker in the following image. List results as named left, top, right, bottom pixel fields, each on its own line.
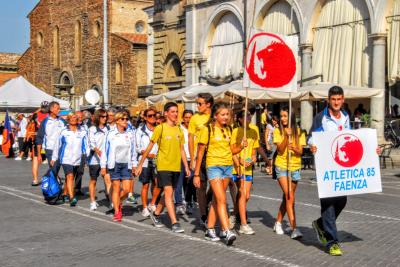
left=42, top=159, right=48, bottom=165
left=148, top=204, right=156, bottom=212
left=176, top=205, right=186, bottom=215
left=89, top=202, right=98, bottom=211
left=26, top=157, right=32, bottom=161
left=239, top=224, right=255, bottom=235
left=15, top=157, right=22, bottom=161
left=291, top=228, right=303, bottom=239
left=141, top=207, right=150, bottom=217
left=273, top=221, right=284, bottom=235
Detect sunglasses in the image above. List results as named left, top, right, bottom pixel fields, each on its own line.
left=220, top=127, right=228, bottom=140
left=147, top=114, right=156, bottom=118
left=119, top=117, right=128, bottom=121
left=100, top=115, right=107, bottom=118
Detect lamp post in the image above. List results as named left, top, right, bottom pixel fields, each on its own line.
left=102, top=0, right=109, bottom=107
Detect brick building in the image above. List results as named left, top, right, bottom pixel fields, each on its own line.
left=0, top=53, right=20, bottom=86
left=18, top=0, right=153, bottom=108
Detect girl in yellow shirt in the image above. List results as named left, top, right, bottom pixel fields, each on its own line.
left=273, top=106, right=305, bottom=239
left=194, top=103, right=244, bottom=246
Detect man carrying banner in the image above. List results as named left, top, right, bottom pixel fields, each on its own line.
left=309, top=86, right=350, bottom=256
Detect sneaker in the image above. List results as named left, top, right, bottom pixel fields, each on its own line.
left=90, top=202, right=98, bottom=211
left=141, top=207, right=150, bottom=217
left=15, top=157, right=22, bottom=161
left=224, top=230, right=236, bottom=246
left=185, top=203, right=193, bottom=215
left=126, top=195, right=137, bottom=204
left=239, top=224, right=255, bottom=235
left=149, top=212, right=163, bottom=228
left=329, top=243, right=343, bottom=256
left=312, top=220, right=327, bottom=246
left=41, top=159, right=48, bottom=165
left=70, top=197, right=78, bottom=207
left=291, top=228, right=303, bottom=239
left=205, top=228, right=220, bottom=242
left=148, top=204, right=156, bottom=212
left=26, top=157, right=32, bottom=161
left=63, top=195, right=70, bottom=203
left=273, top=221, right=284, bottom=235
left=171, top=223, right=184, bottom=233
left=219, top=230, right=227, bottom=239
left=176, top=205, right=186, bottom=215
left=113, top=211, right=122, bottom=222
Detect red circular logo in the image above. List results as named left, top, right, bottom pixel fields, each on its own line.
left=245, top=32, right=296, bottom=88
left=331, top=134, right=363, bottom=167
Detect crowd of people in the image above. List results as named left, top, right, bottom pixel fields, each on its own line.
left=1, top=86, right=357, bottom=255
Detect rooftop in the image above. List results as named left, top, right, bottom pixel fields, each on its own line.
left=114, top=32, right=148, bottom=45
left=0, top=52, right=21, bottom=66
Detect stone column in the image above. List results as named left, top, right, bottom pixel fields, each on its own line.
left=370, top=34, right=387, bottom=143
left=300, top=43, right=314, bottom=132
left=185, top=2, right=198, bottom=86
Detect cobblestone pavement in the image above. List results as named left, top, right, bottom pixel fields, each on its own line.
left=0, top=156, right=399, bottom=267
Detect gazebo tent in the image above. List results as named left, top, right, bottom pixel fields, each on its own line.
left=0, top=76, right=70, bottom=110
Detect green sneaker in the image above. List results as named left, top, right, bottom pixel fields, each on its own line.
left=126, top=195, right=137, bottom=204
left=312, top=220, right=327, bottom=246
left=329, top=243, right=343, bottom=256
left=70, top=197, right=78, bottom=207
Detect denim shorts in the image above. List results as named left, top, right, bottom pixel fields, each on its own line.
left=232, top=174, right=253, bottom=182
left=108, top=163, right=132, bottom=180
left=275, top=167, right=301, bottom=181
left=207, top=165, right=233, bottom=180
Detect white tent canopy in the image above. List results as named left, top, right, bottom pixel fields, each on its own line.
left=0, top=76, right=70, bottom=109
left=146, top=80, right=384, bottom=104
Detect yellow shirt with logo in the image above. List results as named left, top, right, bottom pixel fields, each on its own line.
left=199, top=125, right=232, bottom=167
left=273, top=128, right=306, bottom=171
left=188, top=113, right=210, bottom=157
left=151, top=123, right=184, bottom=172
left=231, top=126, right=260, bottom=175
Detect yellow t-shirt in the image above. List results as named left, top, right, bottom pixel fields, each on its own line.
left=151, top=123, right=184, bottom=172
left=188, top=113, right=210, bottom=156
left=199, top=125, right=232, bottom=167
left=261, top=113, right=267, bottom=126
left=273, top=128, right=306, bottom=171
left=230, top=126, right=260, bottom=175
left=249, top=123, right=260, bottom=140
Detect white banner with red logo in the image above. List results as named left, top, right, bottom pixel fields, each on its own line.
left=244, top=29, right=298, bottom=92
left=312, top=129, right=382, bottom=198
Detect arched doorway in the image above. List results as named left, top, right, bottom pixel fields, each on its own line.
left=311, top=0, right=372, bottom=87
left=55, top=71, right=74, bottom=99
left=163, top=53, right=184, bottom=90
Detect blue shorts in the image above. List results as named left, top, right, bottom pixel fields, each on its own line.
left=207, top=166, right=233, bottom=180
left=62, top=164, right=80, bottom=176
left=108, top=163, right=132, bottom=180
left=275, top=167, right=301, bottom=181
left=232, top=174, right=253, bottom=182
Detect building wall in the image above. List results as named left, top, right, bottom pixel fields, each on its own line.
left=152, top=0, right=186, bottom=94
left=18, top=0, right=152, bottom=108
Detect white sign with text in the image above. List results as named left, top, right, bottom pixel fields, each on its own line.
left=312, top=129, right=382, bottom=198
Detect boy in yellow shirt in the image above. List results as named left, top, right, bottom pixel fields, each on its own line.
left=136, top=102, right=190, bottom=233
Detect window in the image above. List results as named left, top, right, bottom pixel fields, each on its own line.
left=135, top=21, right=145, bottom=33
left=115, top=61, right=123, bottom=84
left=93, top=20, right=101, bottom=38
left=53, top=26, right=60, bottom=68
left=36, top=32, right=44, bottom=47
left=75, top=20, right=82, bottom=65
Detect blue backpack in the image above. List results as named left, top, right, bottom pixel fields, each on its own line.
left=41, top=169, right=62, bottom=204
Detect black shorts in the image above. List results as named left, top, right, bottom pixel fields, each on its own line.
left=157, top=171, right=180, bottom=188
left=62, top=164, right=80, bottom=176
left=89, top=164, right=101, bottom=179
left=139, top=164, right=156, bottom=184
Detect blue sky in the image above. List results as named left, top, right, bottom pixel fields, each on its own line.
left=0, top=0, right=40, bottom=54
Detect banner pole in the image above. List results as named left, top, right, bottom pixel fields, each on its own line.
left=288, top=93, right=292, bottom=196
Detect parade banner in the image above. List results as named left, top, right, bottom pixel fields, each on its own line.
left=244, top=29, right=298, bottom=92
left=312, top=129, right=382, bottom=198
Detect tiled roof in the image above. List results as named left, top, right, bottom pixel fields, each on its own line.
left=0, top=52, right=21, bottom=65
left=114, top=32, right=148, bottom=45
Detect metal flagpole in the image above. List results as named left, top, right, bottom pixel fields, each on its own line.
left=102, top=0, right=109, bottom=108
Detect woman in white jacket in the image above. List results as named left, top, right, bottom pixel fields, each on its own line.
left=88, top=109, right=109, bottom=211
left=101, top=111, right=137, bottom=222
left=51, top=113, right=90, bottom=207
